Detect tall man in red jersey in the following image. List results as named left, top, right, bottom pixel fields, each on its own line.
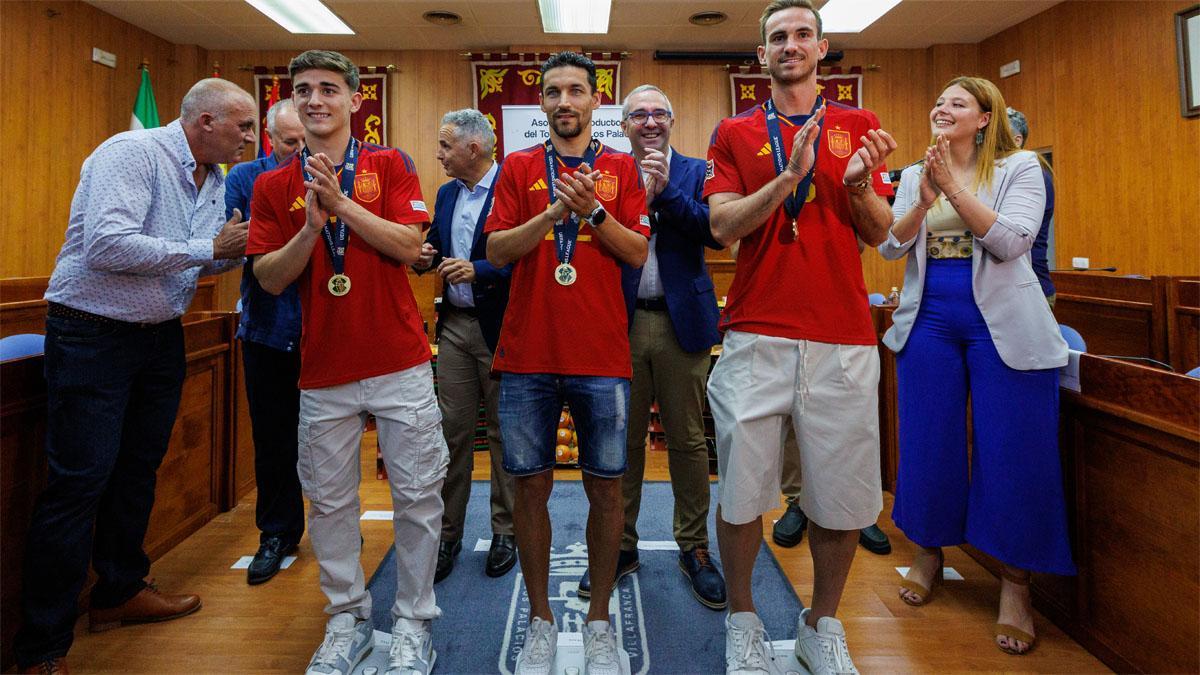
left=247, top=50, right=445, bottom=675
left=486, top=52, right=649, bottom=675
left=704, top=2, right=897, bottom=673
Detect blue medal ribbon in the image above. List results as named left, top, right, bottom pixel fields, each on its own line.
left=764, top=96, right=824, bottom=221
left=543, top=139, right=600, bottom=266
left=301, top=136, right=359, bottom=276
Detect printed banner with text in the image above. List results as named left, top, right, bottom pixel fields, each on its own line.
left=730, top=66, right=863, bottom=114
left=472, top=53, right=622, bottom=158
left=253, top=68, right=389, bottom=157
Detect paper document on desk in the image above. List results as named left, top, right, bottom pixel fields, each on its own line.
left=1060, top=349, right=1081, bottom=392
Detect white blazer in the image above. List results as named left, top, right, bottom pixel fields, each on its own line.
left=879, top=150, right=1067, bottom=370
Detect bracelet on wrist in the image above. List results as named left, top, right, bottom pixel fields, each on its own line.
left=913, top=201, right=933, bottom=211
left=843, top=174, right=872, bottom=194
left=946, top=185, right=969, bottom=200
left=786, top=162, right=807, bottom=178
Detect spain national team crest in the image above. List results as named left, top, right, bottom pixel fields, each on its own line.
left=827, top=128, right=852, bottom=159
left=354, top=172, right=381, bottom=202
left=595, top=172, right=618, bottom=202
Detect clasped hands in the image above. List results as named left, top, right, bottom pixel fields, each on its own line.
left=918, top=134, right=963, bottom=207
left=641, top=150, right=669, bottom=204
left=303, top=152, right=350, bottom=232
left=546, top=163, right=602, bottom=224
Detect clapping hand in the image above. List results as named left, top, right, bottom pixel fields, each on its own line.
left=438, top=257, right=476, bottom=285
left=213, top=208, right=248, bottom=259
left=304, top=188, right=332, bottom=233
left=924, top=134, right=961, bottom=194
left=641, top=149, right=669, bottom=204
left=414, top=242, right=437, bottom=271
left=844, top=128, right=897, bottom=186
left=787, top=104, right=825, bottom=177
left=918, top=149, right=942, bottom=208
left=303, top=153, right=348, bottom=214
left=554, top=163, right=603, bottom=217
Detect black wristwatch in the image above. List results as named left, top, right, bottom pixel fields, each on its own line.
left=585, top=204, right=607, bottom=227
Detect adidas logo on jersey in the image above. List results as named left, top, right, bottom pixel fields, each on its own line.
left=289, top=196, right=306, bottom=211
left=756, top=142, right=771, bottom=157
left=529, top=178, right=548, bottom=191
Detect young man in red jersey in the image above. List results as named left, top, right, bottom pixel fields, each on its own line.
left=704, top=2, right=897, bottom=673
left=247, top=50, right=445, bottom=675
left=485, top=52, right=649, bottom=675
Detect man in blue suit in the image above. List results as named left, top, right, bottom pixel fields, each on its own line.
left=224, top=98, right=307, bottom=586
left=575, top=85, right=727, bottom=609
left=415, top=109, right=516, bottom=581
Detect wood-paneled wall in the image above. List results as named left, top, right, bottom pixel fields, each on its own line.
left=3, top=1, right=1196, bottom=314
left=978, top=0, right=1199, bottom=278
left=0, top=1, right=204, bottom=277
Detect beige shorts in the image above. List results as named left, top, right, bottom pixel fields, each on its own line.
left=707, top=330, right=883, bottom=529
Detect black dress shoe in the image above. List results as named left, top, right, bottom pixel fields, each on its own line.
left=485, top=534, right=518, bottom=578
left=772, top=502, right=808, bottom=548
left=858, top=523, right=892, bottom=555
left=679, top=547, right=727, bottom=610
left=435, top=539, right=461, bottom=583
left=247, top=536, right=298, bottom=585
left=577, top=549, right=639, bottom=599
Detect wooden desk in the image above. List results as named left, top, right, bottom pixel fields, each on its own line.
left=0, top=312, right=239, bottom=670
left=1031, top=356, right=1197, bottom=674
left=1050, top=272, right=1167, bottom=362
left=1165, top=277, right=1200, bottom=373
left=872, top=299, right=1199, bottom=672
left=0, top=277, right=217, bottom=338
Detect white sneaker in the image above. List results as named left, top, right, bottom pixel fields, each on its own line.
left=794, top=608, right=859, bottom=675
left=306, top=612, right=374, bottom=675
left=582, top=620, right=623, bottom=675
left=386, top=619, right=436, bottom=675
left=514, top=616, right=558, bottom=675
left=725, top=612, right=781, bottom=674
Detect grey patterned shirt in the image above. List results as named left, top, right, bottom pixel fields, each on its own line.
left=45, top=120, right=240, bottom=322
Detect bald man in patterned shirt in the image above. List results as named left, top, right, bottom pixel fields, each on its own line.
left=14, top=78, right=254, bottom=675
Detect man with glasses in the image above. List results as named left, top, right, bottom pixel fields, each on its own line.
left=575, top=84, right=727, bottom=612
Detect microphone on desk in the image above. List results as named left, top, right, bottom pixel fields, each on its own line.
left=1092, top=355, right=1175, bottom=372
left=1051, top=267, right=1118, bottom=272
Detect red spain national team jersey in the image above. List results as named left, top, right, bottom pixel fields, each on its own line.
left=704, top=100, right=894, bottom=345
left=484, top=142, right=649, bottom=378
left=246, top=142, right=432, bottom=389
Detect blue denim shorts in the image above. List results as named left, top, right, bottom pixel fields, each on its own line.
left=498, top=373, right=629, bottom=477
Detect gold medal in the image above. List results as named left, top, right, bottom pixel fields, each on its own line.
left=554, top=263, right=577, bottom=286
left=328, top=273, right=351, bottom=296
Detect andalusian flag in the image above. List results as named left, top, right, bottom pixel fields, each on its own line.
left=131, top=67, right=160, bottom=130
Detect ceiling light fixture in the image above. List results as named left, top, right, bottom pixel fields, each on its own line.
left=537, top=0, right=612, bottom=34
left=689, top=11, right=727, bottom=27
left=818, top=0, right=902, bottom=33
left=244, top=0, right=354, bottom=35
left=422, top=10, right=462, bottom=26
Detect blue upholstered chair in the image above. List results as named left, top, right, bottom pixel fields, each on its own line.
left=1058, top=324, right=1087, bottom=352
left=0, top=333, right=46, bottom=361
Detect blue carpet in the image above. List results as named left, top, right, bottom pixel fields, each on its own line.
left=366, top=480, right=803, bottom=674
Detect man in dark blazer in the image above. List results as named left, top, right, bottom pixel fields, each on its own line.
left=415, top=109, right=515, bottom=581
left=575, top=84, right=727, bottom=609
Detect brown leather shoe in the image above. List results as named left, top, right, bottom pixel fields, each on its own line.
left=88, top=583, right=201, bottom=632
left=20, top=657, right=69, bottom=674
